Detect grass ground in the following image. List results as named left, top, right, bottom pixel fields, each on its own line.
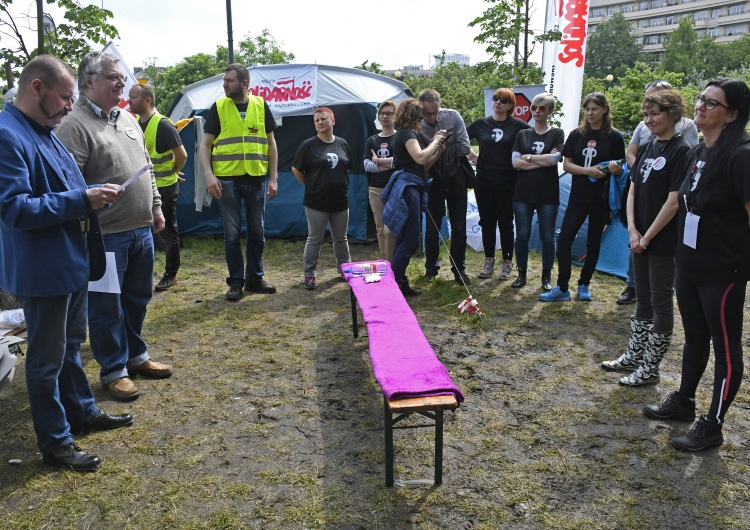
left=1, top=236, right=749, bottom=529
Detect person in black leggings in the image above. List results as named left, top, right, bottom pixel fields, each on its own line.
left=644, top=78, right=750, bottom=452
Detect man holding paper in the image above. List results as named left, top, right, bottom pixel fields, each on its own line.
left=0, top=55, right=132, bottom=471
left=57, top=51, right=173, bottom=401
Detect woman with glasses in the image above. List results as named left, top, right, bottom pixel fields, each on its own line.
left=510, top=92, right=564, bottom=290
left=363, top=101, right=398, bottom=261
left=467, top=88, right=530, bottom=280
left=602, top=89, right=690, bottom=387
left=540, top=92, right=625, bottom=302
left=292, top=107, right=352, bottom=291
left=644, top=79, right=750, bottom=452
left=382, top=98, right=445, bottom=296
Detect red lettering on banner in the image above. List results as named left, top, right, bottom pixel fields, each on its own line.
left=248, top=77, right=313, bottom=102
left=558, top=0, right=588, bottom=68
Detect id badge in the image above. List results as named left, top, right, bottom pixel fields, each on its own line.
left=683, top=212, right=700, bottom=249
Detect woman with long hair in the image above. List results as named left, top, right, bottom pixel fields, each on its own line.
left=644, top=79, right=750, bottom=451
left=382, top=98, right=445, bottom=296
left=467, top=87, right=530, bottom=280
left=510, top=92, right=564, bottom=290
left=540, top=92, right=625, bottom=302
left=602, top=90, right=690, bottom=386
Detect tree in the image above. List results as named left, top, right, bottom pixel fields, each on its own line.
left=662, top=18, right=724, bottom=86
left=354, top=60, right=384, bottom=75
left=215, top=28, right=295, bottom=66
left=470, top=0, right=560, bottom=82
left=585, top=12, right=641, bottom=80
left=0, top=0, right=119, bottom=77
left=153, top=53, right=223, bottom=114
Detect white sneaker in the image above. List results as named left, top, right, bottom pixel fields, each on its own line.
left=478, top=257, right=495, bottom=278
left=499, top=260, right=513, bottom=280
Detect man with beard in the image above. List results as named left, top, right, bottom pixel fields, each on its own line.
left=199, top=63, right=279, bottom=301
left=57, top=51, right=173, bottom=402
left=0, top=55, right=132, bottom=471
left=127, top=83, right=187, bottom=292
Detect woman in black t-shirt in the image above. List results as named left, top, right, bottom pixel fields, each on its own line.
left=602, top=90, right=690, bottom=387
left=540, top=92, right=625, bottom=302
left=467, top=87, right=530, bottom=281
left=386, top=98, right=445, bottom=297
left=511, top=92, right=564, bottom=291
left=292, top=107, right=352, bottom=291
left=363, top=100, right=398, bottom=261
left=644, top=79, right=750, bottom=452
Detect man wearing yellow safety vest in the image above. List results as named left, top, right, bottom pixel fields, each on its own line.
left=128, top=83, right=187, bottom=292
left=199, top=63, right=279, bottom=301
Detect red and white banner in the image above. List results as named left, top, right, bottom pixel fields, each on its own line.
left=542, top=0, right=591, bottom=137
left=248, top=65, right=317, bottom=114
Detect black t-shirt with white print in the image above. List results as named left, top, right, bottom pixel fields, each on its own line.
left=365, top=133, right=397, bottom=188
left=676, top=141, right=750, bottom=282
left=467, top=116, right=529, bottom=179
left=562, top=128, right=625, bottom=205
left=512, top=127, right=565, bottom=205
left=293, top=136, right=353, bottom=212
left=630, top=135, right=690, bottom=256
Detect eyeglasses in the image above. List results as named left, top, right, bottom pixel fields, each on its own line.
left=422, top=110, right=439, bottom=118
left=379, top=111, right=394, bottom=117
left=530, top=105, right=547, bottom=112
left=694, top=93, right=731, bottom=111
left=100, top=73, right=128, bottom=83
left=645, top=80, right=672, bottom=90
left=492, top=96, right=510, bottom=104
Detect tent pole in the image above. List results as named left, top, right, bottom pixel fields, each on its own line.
left=226, top=0, right=234, bottom=64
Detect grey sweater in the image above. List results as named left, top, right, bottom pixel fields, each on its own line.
left=57, top=98, right=162, bottom=234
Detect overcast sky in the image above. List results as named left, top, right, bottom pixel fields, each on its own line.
left=37, top=0, right=547, bottom=71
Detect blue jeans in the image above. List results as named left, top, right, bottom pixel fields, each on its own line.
left=89, top=226, right=154, bottom=384
left=22, top=286, right=99, bottom=453
left=218, top=177, right=266, bottom=287
left=392, top=187, right=422, bottom=282
left=513, top=201, right=558, bottom=271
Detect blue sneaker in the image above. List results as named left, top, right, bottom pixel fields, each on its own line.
left=577, top=284, right=592, bottom=302
left=539, top=286, right=571, bottom=302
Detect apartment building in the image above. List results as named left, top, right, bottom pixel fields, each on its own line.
left=589, top=0, right=750, bottom=58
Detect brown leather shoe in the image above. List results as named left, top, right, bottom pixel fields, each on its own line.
left=129, top=359, right=174, bottom=379
left=106, top=377, right=139, bottom=401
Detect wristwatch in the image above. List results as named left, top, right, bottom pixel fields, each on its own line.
left=526, top=154, right=531, bottom=162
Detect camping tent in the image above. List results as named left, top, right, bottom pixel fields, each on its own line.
left=168, top=64, right=412, bottom=239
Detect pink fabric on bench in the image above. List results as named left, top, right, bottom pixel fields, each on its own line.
left=343, top=261, right=465, bottom=404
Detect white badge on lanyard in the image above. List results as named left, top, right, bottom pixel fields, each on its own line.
left=683, top=194, right=699, bottom=249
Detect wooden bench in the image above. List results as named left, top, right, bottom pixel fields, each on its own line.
left=344, top=263, right=463, bottom=487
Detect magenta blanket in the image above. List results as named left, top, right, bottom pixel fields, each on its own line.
left=343, top=261, right=465, bottom=404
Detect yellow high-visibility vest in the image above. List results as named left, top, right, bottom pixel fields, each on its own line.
left=143, top=112, right=179, bottom=188
left=211, top=96, right=269, bottom=177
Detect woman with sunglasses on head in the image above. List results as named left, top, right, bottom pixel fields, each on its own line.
left=643, top=79, right=750, bottom=452
left=382, top=98, right=445, bottom=297
left=363, top=100, right=399, bottom=261
left=602, top=89, right=690, bottom=387
left=467, top=88, right=530, bottom=280
left=540, top=92, right=625, bottom=302
left=510, top=92, right=564, bottom=290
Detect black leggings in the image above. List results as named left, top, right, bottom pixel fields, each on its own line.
left=675, top=271, right=746, bottom=424
left=555, top=200, right=609, bottom=291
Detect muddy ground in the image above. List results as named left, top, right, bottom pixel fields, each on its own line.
left=1, top=237, right=749, bottom=529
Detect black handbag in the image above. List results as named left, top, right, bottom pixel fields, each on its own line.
left=458, top=156, right=478, bottom=189
left=87, top=212, right=107, bottom=282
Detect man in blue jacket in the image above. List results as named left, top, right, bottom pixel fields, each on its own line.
left=0, top=55, right=132, bottom=472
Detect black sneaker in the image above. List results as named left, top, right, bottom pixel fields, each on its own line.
left=244, top=279, right=277, bottom=294
left=226, top=285, right=243, bottom=301
left=671, top=415, right=724, bottom=452
left=425, top=271, right=438, bottom=283
left=398, top=281, right=422, bottom=297
left=644, top=391, right=696, bottom=421
left=454, top=270, right=471, bottom=285
left=155, top=274, right=177, bottom=291
left=616, top=286, right=637, bottom=305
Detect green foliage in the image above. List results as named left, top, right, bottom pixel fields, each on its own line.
left=661, top=18, right=724, bottom=86
left=215, top=28, right=295, bottom=67
left=0, top=0, right=119, bottom=78
left=585, top=13, right=641, bottom=80
left=354, top=60, right=384, bottom=75
left=470, top=0, right=559, bottom=81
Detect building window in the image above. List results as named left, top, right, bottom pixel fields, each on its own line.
left=639, top=1, right=649, bottom=10
left=607, top=7, right=616, bottom=15
left=725, top=24, right=745, bottom=36
left=636, top=36, right=644, bottom=44
left=650, top=17, right=662, bottom=26
left=711, top=8, right=721, bottom=18
left=592, top=8, right=605, bottom=16
left=623, top=4, right=635, bottom=13
left=650, top=0, right=663, bottom=8
left=693, top=11, right=708, bottom=21
left=697, top=29, right=706, bottom=37
left=638, top=19, right=648, bottom=28
left=666, top=0, right=678, bottom=5
left=729, top=4, right=745, bottom=16
left=665, top=15, right=675, bottom=24
left=709, top=28, right=719, bottom=37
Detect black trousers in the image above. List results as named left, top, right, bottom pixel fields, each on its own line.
left=157, top=182, right=180, bottom=277
left=555, top=199, right=609, bottom=291
left=425, top=175, right=467, bottom=274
